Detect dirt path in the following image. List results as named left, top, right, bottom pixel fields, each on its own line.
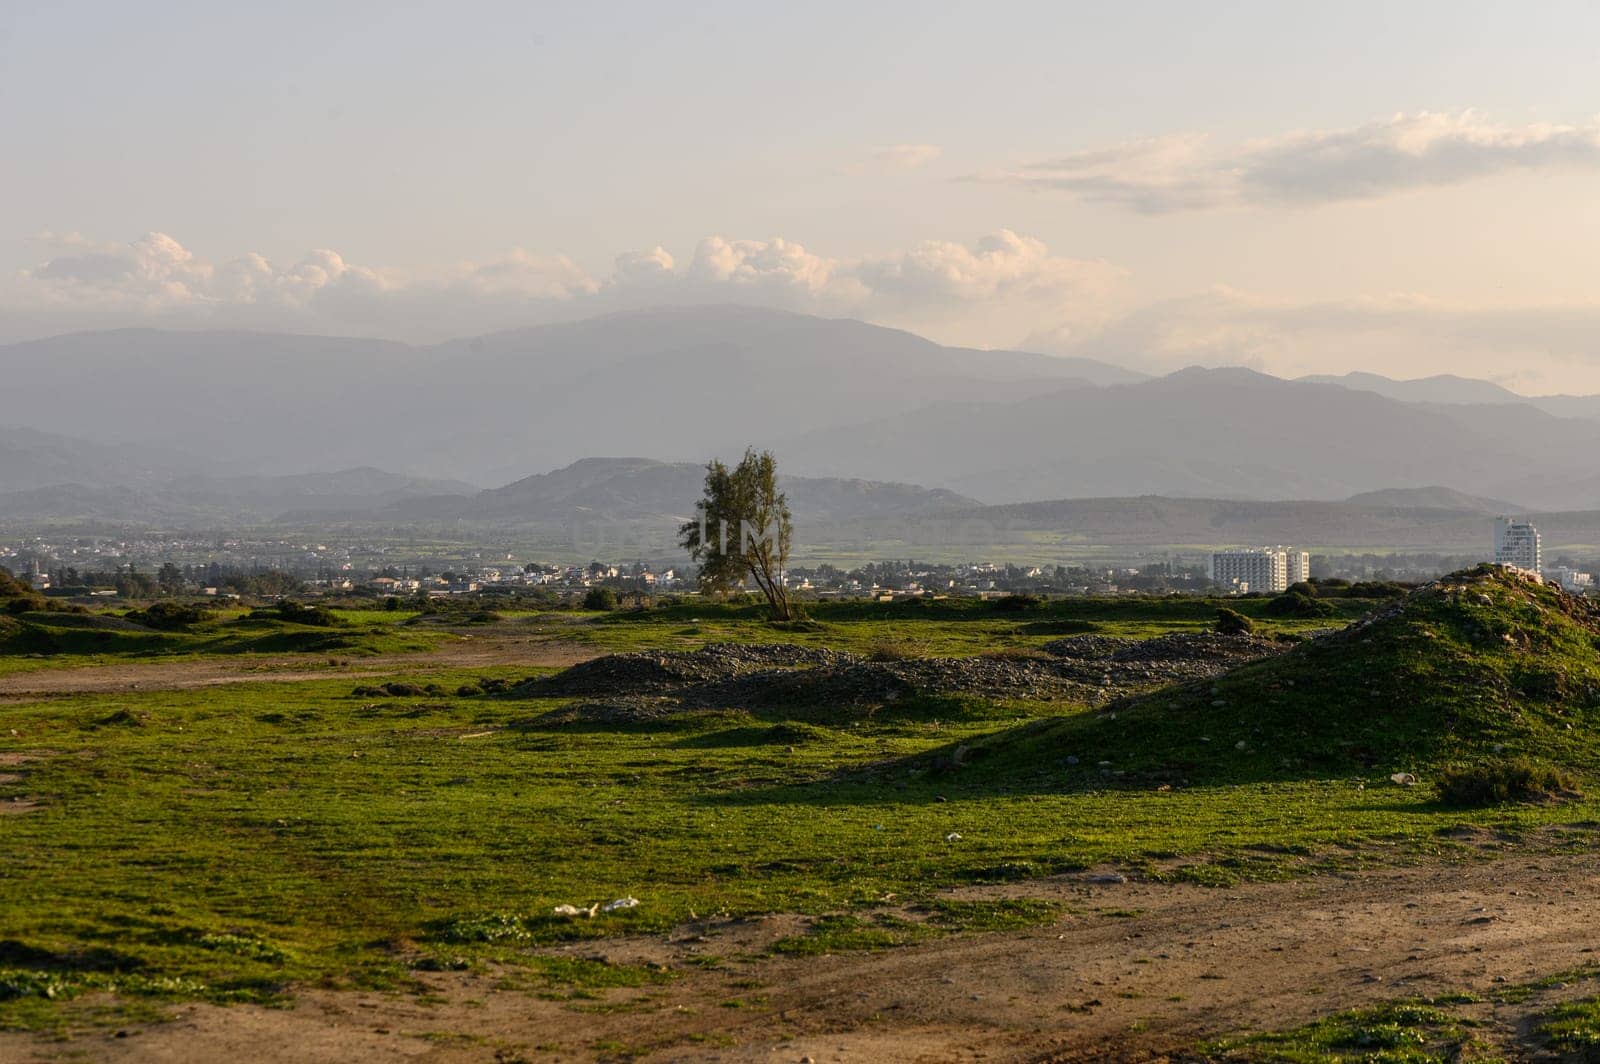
left=6, top=846, right=1600, bottom=1062
left=0, top=636, right=597, bottom=699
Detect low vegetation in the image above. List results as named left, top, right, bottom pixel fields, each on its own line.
left=3, top=565, right=1599, bottom=1041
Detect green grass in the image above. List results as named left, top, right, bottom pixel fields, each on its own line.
left=3, top=574, right=1599, bottom=1031
left=0, top=607, right=443, bottom=674
left=1538, top=995, right=1600, bottom=1052
left=1206, top=999, right=1481, bottom=1062
left=952, top=566, right=1600, bottom=788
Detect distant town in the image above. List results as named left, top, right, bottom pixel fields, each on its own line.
left=2, top=515, right=1592, bottom=604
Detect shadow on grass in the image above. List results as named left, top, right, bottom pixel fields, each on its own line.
left=0, top=939, right=146, bottom=974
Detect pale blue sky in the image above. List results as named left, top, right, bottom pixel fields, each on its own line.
left=5, top=1, right=1600, bottom=389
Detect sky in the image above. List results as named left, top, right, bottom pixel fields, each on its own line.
left=4, top=0, right=1600, bottom=392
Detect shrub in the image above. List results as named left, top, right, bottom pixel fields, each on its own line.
left=255, top=601, right=342, bottom=627
left=582, top=587, right=618, bottom=611
left=129, top=600, right=209, bottom=630
left=1263, top=590, right=1337, bottom=618
left=1436, top=758, right=1579, bottom=806
left=4, top=594, right=47, bottom=616
left=867, top=638, right=924, bottom=662
left=1214, top=607, right=1255, bottom=635
left=991, top=594, right=1042, bottom=612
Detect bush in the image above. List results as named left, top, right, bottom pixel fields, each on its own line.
left=129, top=600, right=209, bottom=630
left=1263, top=590, right=1337, bottom=618
left=256, top=600, right=342, bottom=627
left=582, top=587, right=618, bottom=611
left=1436, top=758, right=1579, bottom=806
left=867, top=638, right=924, bottom=662
left=4, top=594, right=47, bottom=616
left=1214, top=607, right=1255, bottom=635
left=991, top=594, right=1042, bottom=613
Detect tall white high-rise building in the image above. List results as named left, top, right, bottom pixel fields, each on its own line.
left=1211, top=546, right=1313, bottom=594
left=1493, top=517, right=1542, bottom=572
left=1286, top=550, right=1311, bottom=586
left=1211, top=548, right=1288, bottom=594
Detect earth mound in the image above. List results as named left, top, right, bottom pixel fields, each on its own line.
left=959, top=566, right=1600, bottom=784
left=519, top=643, right=856, bottom=697
left=517, top=631, right=1289, bottom=725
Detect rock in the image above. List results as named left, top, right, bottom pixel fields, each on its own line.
left=1087, top=872, right=1127, bottom=884
left=1389, top=772, right=1418, bottom=787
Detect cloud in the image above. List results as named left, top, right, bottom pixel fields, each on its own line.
left=1026, top=287, right=1600, bottom=394
left=8, top=229, right=1118, bottom=348
left=872, top=144, right=941, bottom=170
left=983, top=111, right=1600, bottom=212
left=687, top=236, right=837, bottom=294
left=855, top=229, right=1122, bottom=306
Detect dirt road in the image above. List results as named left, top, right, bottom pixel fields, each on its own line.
left=0, top=636, right=596, bottom=699
left=5, top=844, right=1598, bottom=1062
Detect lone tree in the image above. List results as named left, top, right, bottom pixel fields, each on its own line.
left=679, top=448, right=793, bottom=620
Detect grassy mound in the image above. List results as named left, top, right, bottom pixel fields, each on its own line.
left=957, top=566, right=1600, bottom=787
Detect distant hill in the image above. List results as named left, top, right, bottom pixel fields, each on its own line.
left=778, top=367, right=1600, bottom=509
left=886, top=493, right=1581, bottom=552
left=392, top=456, right=978, bottom=525
left=1299, top=371, right=1525, bottom=406
left=0, top=308, right=1142, bottom=486
left=1342, top=486, right=1526, bottom=513
left=0, top=466, right=477, bottom=524
left=1305, top=370, right=1600, bottom=423
left=0, top=426, right=186, bottom=493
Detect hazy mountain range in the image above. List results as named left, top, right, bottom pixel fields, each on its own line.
left=5, top=306, right=1600, bottom=528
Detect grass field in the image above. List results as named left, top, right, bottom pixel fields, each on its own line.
left=5, top=584, right=1599, bottom=1045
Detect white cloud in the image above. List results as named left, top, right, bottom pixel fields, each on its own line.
left=856, top=229, right=1121, bottom=305
left=8, top=229, right=1118, bottom=347
left=872, top=143, right=941, bottom=170
left=985, top=111, right=1600, bottom=212
left=687, top=236, right=836, bottom=294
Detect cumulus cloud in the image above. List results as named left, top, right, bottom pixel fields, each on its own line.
left=856, top=229, right=1122, bottom=306
left=872, top=143, right=941, bottom=170
left=1026, top=287, right=1600, bottom=393
left=687, top=236, right=837, bottom=294
left=984, top=111, right=1600, bottom=212
left=8, top=229, right=1117, bottom=347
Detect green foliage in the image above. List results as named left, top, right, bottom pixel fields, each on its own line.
left=1436, top=757, right=1579, bottom=806
left=247, top=600, right=342, bottom=627
left=1208, top=998, right=1473, bottom=1062
left=1539, top=995, right=1600, bottom=1052
left=127, top=601, right=209, bottom=630
left=582, top=587, right=618, bottom=611
left=991, top=594, right=1042, bottom=612
left=679, top=448, right=793, bottom=621
left=1264, top=590, right=1338, bottom=618
left=1214, top=606, right=1255, bottom=635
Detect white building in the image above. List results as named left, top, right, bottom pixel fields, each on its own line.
left=1211, top=548, right=1290, bottom=594
left=1493, top=517, right=1542, bottom=573
left=1286, top=550, right=1311, bottom=586
left=1544, top=565, right=1593, bottom=593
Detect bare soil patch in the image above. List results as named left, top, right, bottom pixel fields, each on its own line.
left=0, top=636, right=597, bottom=699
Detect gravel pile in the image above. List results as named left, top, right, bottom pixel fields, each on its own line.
left=1108, top=632, right=1282, bottom=663
left=1040, top=635, right=1135, bottom=659
left=519, top=631, right=1291, bottom=725
left=686, top=656, right=1097, bottom=709
left=521, top=642, right=856, bottom=697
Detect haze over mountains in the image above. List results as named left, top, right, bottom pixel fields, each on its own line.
left=5, top=306, right=1600, bottom=528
